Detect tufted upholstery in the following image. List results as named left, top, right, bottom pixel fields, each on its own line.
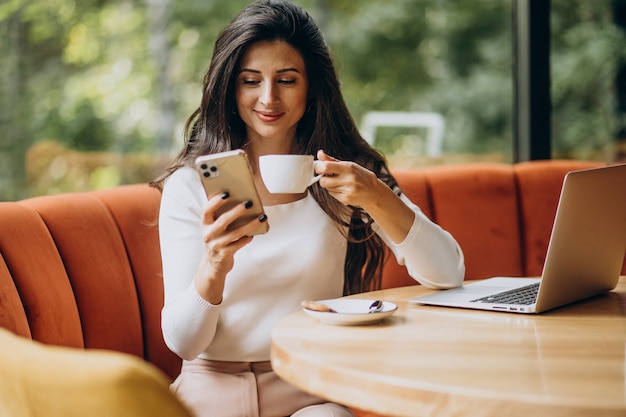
left=0, top=185, right=181, bottom=380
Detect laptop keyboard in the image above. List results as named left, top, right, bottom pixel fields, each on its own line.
left=470, top=282, right=540, bottom=305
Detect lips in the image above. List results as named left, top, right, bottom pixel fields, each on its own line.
left=254, top=110, right=284, bottom=123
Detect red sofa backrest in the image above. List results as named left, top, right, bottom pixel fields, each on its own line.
left=0, top=185, right=181, bottom=380
left=383, top=160, right=613, bottom=288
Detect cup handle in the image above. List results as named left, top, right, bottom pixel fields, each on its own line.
left=308, top=174, right=322, bottom=186
left=309, top=161, right=322, bottom=186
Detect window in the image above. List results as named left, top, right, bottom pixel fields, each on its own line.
left=0, top=0, right=623, bottom=201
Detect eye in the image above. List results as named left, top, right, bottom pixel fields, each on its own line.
left=278, top=78, right=297, bottom=85
left=241, top=78, right=260, bottom=86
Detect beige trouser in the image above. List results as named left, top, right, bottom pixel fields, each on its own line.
left=171, top=358, right=356, bottom=417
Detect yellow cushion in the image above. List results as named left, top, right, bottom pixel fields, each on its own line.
left=0, top=328, right=191, bottom=417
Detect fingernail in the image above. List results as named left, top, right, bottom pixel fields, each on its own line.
left=221, top=192, right=230, bottom=199
left=245, top=200, right=253, bottom=209
left=259, top=214, right=267, bottom=222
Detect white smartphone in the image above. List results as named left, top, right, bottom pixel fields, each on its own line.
left=195, top=150, right=268, bottom=236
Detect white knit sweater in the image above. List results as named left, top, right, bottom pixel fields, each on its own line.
left=158, top=166, right=464, bottom=362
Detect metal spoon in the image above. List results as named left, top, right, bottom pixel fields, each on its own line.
left=368, top=300, right=384, bottom=314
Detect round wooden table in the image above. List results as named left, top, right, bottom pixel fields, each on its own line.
left=271, top=277, right=626, bottom=417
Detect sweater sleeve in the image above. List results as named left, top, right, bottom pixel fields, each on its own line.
left=158, top=168, right=222, bottom=360
left=375, top=193, right=465, bottom=289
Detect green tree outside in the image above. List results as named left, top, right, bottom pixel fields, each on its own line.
left=1, top=0, right=624, bottom=201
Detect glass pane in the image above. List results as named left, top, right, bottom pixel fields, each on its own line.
left=551, top=0, right=626, bottom=162
left=0, top=0, right=522, bottom=201
left=323, top=0, right=513, bottom=168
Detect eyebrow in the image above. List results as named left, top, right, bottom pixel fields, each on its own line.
left=239, top=67, right=301, bottom=74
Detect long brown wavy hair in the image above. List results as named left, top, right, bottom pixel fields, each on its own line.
left=151, top=0, right=400, bottom=295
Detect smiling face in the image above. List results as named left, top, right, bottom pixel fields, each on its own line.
left=235, top=40, right=309, bottom=150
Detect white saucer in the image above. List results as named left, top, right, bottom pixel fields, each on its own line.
left=302, top=298, right=398, bottom=326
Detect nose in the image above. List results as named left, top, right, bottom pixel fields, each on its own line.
left=260, top=82, right=279, bottom=106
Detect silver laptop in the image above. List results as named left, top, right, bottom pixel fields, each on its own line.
left=411, top=163, right=626, bottom=314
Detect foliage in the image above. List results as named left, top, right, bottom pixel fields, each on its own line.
left=1, top=0, right=624, bottom=200
left=551, top=1, right=626, bottom=157
left=328, top=0, right=512, bottom=156
left=25, top=140, right=171, bottom=196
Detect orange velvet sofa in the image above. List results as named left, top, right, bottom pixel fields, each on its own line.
left=1, top=160, right=623, bottom=416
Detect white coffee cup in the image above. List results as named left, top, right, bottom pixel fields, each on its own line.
left=259, top=154, right=321, bottom=194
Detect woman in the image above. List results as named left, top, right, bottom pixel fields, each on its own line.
left=151, top=1, right=465, bottom=416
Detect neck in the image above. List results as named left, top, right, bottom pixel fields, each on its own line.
left=243, top=139, right=298, bottom=172
left=242, top=137, right=305, bottom=206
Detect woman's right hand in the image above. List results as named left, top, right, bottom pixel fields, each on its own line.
left=193, top=192, right=266, bottom=304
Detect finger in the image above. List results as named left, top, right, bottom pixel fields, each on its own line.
left=201, top=191, right=231, bottom=226
left=236, top=215, right=269, bottom=238
left=211, top=199, right=268, bottom=237
left=317, top=149, right=339, bottom=162
left=214, top=233, right=254, bottom=255
left=316, top=150, right=347, bottom=178
left=202, top=214, right=257, bottom=260
left=229, top=235, right=254, bottom=251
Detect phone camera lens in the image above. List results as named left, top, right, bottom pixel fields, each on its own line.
left=210, top=166, right=218, bottom=172
left=203, top=171, right=210, bottom=177
left=200, top=163, right=208, bottom=170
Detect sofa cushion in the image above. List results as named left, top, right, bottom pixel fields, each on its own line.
left=20, top=193, right=144, bottom=357
left=0, top=254, right=31, bottom=338
left=424, top=163, right=524, bottom=280
left=0, top=203, right=83, bottom=346
left=385, top=164, right=525, bottom=288
left=95, top=185, right=182, bottom=380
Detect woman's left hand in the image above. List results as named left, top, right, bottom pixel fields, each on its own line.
left=315, top=149, right=381, bottom=208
